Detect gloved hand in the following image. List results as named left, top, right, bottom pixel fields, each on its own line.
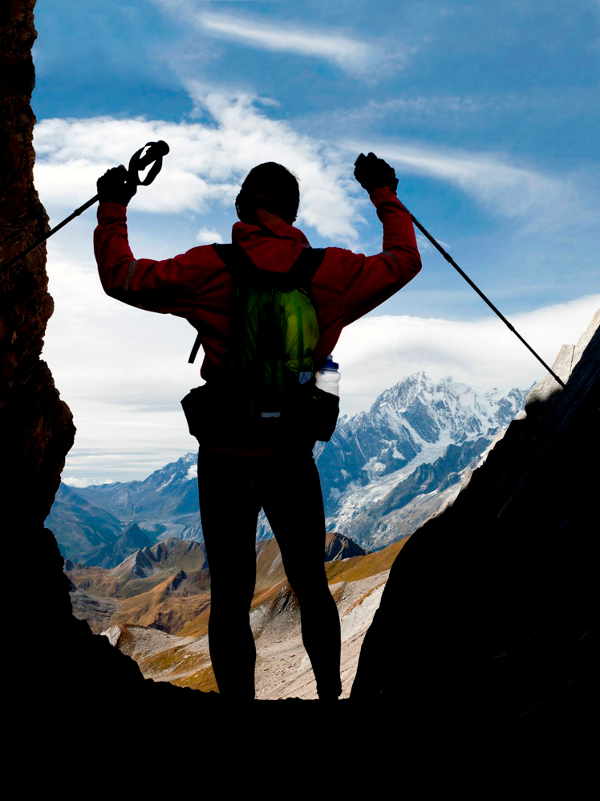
left=97, top=165, right=137, bottom=206
left=354, top=152, right=398, bottom=193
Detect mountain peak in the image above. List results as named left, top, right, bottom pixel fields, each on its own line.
left=316, top=372, right=527, bottom=544
left=366, top=373, right=524, bottom=433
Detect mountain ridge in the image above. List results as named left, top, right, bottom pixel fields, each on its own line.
left=47, top=372, right=526, bottom=565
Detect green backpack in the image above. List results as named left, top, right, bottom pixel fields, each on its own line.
left=184, top=243, right=331, bottom=440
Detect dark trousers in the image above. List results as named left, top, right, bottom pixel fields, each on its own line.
left=197, top=441, right=342, bottom=700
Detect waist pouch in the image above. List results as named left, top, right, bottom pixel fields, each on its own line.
left=181, top=382, right=339, bottom=447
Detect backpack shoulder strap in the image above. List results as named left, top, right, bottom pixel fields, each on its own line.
left=187, top=243, right=236, bottom=364
left=214, top=243, right=326, bottom=288
left=187, top=324, right=203, bottom=365
left=287, top=247, right=326, bottom=287
left=213, top=243, right=245, bottom=278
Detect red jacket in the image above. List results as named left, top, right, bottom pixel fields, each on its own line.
left=94, top=186, right=421, bottom=381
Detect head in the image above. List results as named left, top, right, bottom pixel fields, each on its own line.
left=235, top=162, right=300, bottom=225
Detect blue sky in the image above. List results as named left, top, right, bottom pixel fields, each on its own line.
left=33, top=0, right=600, bottom=483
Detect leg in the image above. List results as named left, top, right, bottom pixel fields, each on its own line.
left=197, top=447, right=260, bottom=700
left=261, top=446, right=342, bottom=699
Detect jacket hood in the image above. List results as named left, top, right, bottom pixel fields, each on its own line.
left=231, top=207, right=310, bottom=273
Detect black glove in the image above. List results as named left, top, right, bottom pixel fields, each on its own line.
left=97, top=165, right=137, bottom=206
left=354, top=152, right=398, bottom=193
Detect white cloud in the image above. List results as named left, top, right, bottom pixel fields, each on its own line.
left=151, top=1, right=385, bottom=74
left=33, top=91, right=362, bottom=242
left=197, top=11, right=373, bottom=72
left=334, top=295, right=600, bottom=415
left=196, top=227, right=224, bottom=244
left=344, top=139, right=580, bottom=228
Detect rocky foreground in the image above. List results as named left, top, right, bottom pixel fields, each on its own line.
left=67, top=533, right=399, bottom=698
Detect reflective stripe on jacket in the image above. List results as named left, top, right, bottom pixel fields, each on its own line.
left=93, top=186, right=422, bottom=381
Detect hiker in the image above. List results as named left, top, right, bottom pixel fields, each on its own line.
left=94, top=152, right=422, bottom=701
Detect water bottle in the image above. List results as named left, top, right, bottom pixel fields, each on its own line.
left=315, top=354, right=340, bottom=396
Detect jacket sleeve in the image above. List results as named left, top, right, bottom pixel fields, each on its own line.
left=315, top=186, right=422, bottom=326
left=93, top=202, right=221, bottom=317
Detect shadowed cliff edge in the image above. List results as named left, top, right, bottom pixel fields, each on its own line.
left=3, top=2, right=594, bottom=767
left=352, top=311, right=598, bottom=726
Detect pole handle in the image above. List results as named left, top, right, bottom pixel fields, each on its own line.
left=128, top=141, right=170, bottom=187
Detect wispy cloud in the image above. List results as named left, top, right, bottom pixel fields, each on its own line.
left=320, top=87, right=600, bottom=130
left=344, top=139, right=581, bottom=228
left=151, top=1, right=401, bottom=75
left=197, top=11, right=373, bottom=71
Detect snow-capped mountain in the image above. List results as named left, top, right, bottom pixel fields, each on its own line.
left=313, top=372, right=526, bottom=547
left=316, top=372, right=524, bottom=508
left=47, top=372, right=526, bottom=564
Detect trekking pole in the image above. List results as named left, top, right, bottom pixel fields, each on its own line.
left=0, top=140, right=170, bottom=272
left=408, top=210, right=566, bottom=388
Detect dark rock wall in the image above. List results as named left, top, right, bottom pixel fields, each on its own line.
left=352, top=322, right=599, bottom=725
left=0, top=2, right=157, bottom=714
left=0, top=0, right=74, bottom=530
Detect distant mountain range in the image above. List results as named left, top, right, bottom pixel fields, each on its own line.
left=47, top=372, right=526, bottom=566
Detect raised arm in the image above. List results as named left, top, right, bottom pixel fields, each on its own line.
left=93, top=167, right=221, bottom=317
left=312, top=153, right=422, bottom=328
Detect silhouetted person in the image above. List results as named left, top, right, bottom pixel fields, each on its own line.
left=95, top=152, right=421, bottom=701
